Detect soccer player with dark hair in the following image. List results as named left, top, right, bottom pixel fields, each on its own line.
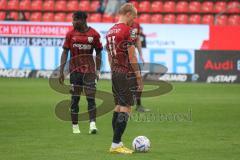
left=59, top=11, right=103, bottom=134
left=106, top=3, right=142, bottom=154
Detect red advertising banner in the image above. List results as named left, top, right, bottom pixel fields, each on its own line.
left=0, top=23, right=72, bottom=37
left=209, top=26, right=240, bottom=51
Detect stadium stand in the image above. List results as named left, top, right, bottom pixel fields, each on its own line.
left=176, top=14, right=188, bottom=24
left=43, top=0, right=54, bottom=11
left=151, top=14, right=163, bottom=23
left=0, top=0, right=239, bottom=25
left=42, top=12, right=54, bottom=21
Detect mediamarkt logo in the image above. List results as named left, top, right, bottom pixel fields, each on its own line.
left=73, top=43, right=92, bottom=50
left=204, top=60, right=234, bottom=71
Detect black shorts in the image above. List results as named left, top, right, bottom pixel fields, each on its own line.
left=112, top=72, right=134, bottom=107
left=70, top=72, right=96, bottom=97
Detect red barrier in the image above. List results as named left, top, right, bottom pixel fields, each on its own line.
left=209, top=26, right=240, bottom=50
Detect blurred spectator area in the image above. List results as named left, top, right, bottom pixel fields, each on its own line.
left=0, top=0, right=239, bottom=25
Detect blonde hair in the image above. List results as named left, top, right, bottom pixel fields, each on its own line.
left=118, top=3, right=137, bottom=15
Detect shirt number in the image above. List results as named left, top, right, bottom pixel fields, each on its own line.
left=107, top=36, right=117, bottom=56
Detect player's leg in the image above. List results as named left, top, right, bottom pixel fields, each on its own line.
left=84, top=73, right=98, bottom=134
left=112, top=106, right=130, bottom=145
left=70, top=72, right=83, bottom=134
left=110, top=72, right=133, bottom=154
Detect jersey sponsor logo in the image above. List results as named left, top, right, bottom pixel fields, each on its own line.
left=73, top=43, right=92, bottom=50
left=88, top=37, right=93, bottom=43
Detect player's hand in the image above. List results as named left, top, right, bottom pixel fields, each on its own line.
left=140, top=55, right=145, bottom=65
left=59, top=72, right=65, bottom=85
left=136, top=72, right=143, bottom=92
left=96, top=70, right=100, bottom=81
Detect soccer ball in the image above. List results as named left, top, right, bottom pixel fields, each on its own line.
left=132, top=136, right=151, bottom=152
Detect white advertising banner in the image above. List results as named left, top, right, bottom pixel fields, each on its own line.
left=0, top=22, right=207, bottom=73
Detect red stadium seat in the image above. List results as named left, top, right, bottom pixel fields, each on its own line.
left=201, top=1, right=214, bottom=13
left=31, top=0, right=42, bottom=11
left=163, top=14, right=175, bottom=24
left=0, top=11, right=6, bottom=20
left=8, top=0, right=19, bottom=10
left=10, top=11, right=18, bottom=20
left=138, top=1, right=151, bottom=13
left=130, top=1, right=139, bottom=10
left=138, top=14, right=151, bottom=23
left=227, top=1, right=240, bottom=13
left=31, top=0, right=43, bottom=11
left=25, top=12, right=30, bottom=20
left=189, top=14, right=201, bottom=24
left=102, top=14, right=113, bottom=23
left=151, top=14, right=163, bottom=23
left=176, top=14, right=188, bottom=24
left=67, top=0, right=79, bottom=11
left=43, top=0, right=54, bottom=11
left=202, top=14, right=214, bottom=25
left=66, top=13, right=73, bottom=22
left=151, top=1, right=163, bottom=13
left=214, top=1, right=227, bottom=13
left=215, top=15, right=227, bottom=26
left=30, top=12, right=42, bottom=21
left=90, top=0, right=100, bottom=12
left=163, top=1, right=176, bottom=13
left=55, top=0, right=67, bottom=11
left=228, top=14, right=240, bottom=25
left=79, top=0, right=90, bottom=12
left=176, top=1, right=188, bottom=13
left=42, top=12, right=54, bottom=22
left=89, top=13, right=102, bottom=22
left=54, top=13, right=66, bottom=22
left=19, top=0, right=30, bottom=11
left=189, top=1, right=201, bottom=13
left=0, top=0, right=7, bottom=10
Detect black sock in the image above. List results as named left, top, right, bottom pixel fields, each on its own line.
left=113, top=112, right=129, bottom=143
left=136, top=91, right=142, bottom=106
left=71, top=95, right=80, bottom=125
left=112, top=112, right=119, bottom=131
left=71, top=113, right=78, bottom=125
left=87, top=98, right=96, bottom=122
left=88, top=105, right=96, bottom=122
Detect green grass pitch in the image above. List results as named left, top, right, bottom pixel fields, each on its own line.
left=0, top=78, right=240, bottom=160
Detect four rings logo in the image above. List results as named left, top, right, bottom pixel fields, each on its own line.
left=73, top=43, right=92, bottom=50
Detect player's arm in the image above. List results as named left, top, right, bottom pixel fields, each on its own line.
left=106, top=48, right=112, bottom=64
left=95, top=48, right=102, bottom=80
left=59, top=48, right=69, bottom=84
left=105, top=44, right=112, bottom=70
left=128, top=44, right=143, bottom=91
left=59, top=32, right=71, bottom=84
left=94, top=33, right=103, bottom=80
left=136, top=36, right=144, bottom=64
